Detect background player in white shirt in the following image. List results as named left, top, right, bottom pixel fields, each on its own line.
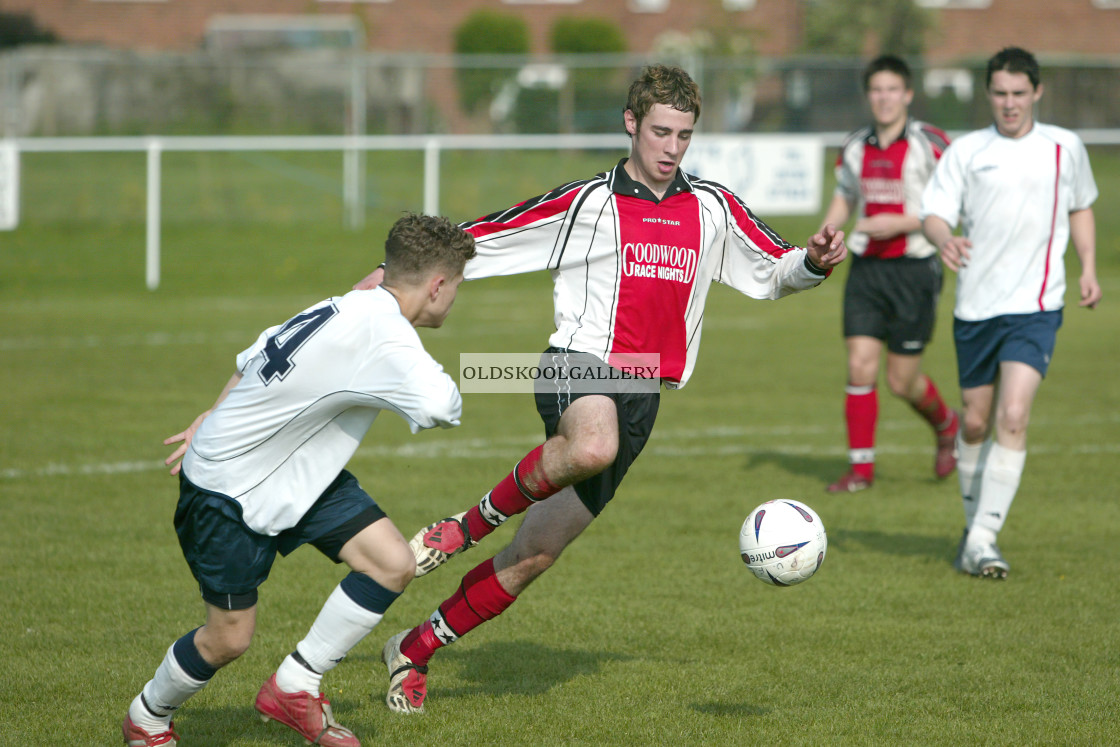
left=355, top=64, right=847, bottom=715
left=922, top=47, right=1101, bottom=579
left=122, top=214, right=475, bottom=747
left=822, top=54, right=958, bottom=494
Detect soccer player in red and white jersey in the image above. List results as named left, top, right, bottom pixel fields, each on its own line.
left=121, top=215, right=474, bottom=747
left=354, top=64, right=847, bottom=714
left=822, top=54, right=958, bottom=494
left=922, top=47, right=1101, bottom=579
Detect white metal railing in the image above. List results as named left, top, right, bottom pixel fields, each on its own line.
left=9, top=129, right=1120, bottom=290
left=12, top=133, right=630, bottom=290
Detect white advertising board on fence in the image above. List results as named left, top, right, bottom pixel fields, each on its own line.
left=0, top=140, right=18, bottom=230
left=683, top=134, right=823, bottom=215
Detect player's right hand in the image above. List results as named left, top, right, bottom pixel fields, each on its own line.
left=939, top=236, right=972, bottom=272
left=164, top=410, right=210, bottom=476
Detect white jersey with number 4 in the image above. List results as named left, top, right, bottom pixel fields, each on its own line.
left=182, top=287, right=461, bottom=536
left=921, top=122, right=1098, bottom=322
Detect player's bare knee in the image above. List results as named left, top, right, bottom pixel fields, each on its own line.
left=515, top=547, right=559, bottom=579
left=962, top=412, right=989, bottom=442
left=885, top=374, right=912, bottom=399
left=197, top=628, right=253, bottom=666
left=567, top=435, right=617, bottom=477
left=382, top=543, right=416, bottom=591
left=997, top=406, right=1030, bottom=439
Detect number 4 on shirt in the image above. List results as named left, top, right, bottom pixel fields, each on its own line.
left=258, top=303, right=339, bottom=385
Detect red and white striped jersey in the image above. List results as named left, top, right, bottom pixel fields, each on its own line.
left=461, top=160, right=831, bottom=388
left=835, top=119, right=949, bottom=259
left=921, top=123, right=1098, bottom=321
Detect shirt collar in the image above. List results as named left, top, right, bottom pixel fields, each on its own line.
left=865, top=119, right=909, bottom=149
left=610, top=158, right=693, bottom=203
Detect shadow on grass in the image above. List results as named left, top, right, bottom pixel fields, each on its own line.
left=167, top=702, right=345, bottom=747
left=742, top=450, right=845, bottom=486
left=829, top=527, right=957, bottom=564
left=408, top=640, right=631, bottom=700
left=742, top=449, right=953, bottom=492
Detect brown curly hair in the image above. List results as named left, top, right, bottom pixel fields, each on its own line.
left=383, top=212, right=476, bottom=283
left=625, top=64, right=702, bottom=132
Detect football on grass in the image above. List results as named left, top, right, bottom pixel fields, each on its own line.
left=739, top=499, right=827, bottom=586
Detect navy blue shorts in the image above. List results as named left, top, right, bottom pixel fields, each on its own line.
left=954, top=310, right=1062, bottom=389
left=534, top=348, right=660, bottom=517
left=174, top=469, right=384, bottom=610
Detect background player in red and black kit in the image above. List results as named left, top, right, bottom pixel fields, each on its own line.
left=821, top=54, right=959, bottom=494
left=355, top=64, right=848, bottom=713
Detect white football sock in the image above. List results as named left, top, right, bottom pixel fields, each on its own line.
left=129, top=644, right=209, bottom=733
left=275, top=584, right=384, bottom=694
left=971, top=442, right=1026, bottom=537
left=956, top=434, right=990, bottom=527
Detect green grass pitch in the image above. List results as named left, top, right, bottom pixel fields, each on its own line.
left=2, top=147, right=1119, bottom=745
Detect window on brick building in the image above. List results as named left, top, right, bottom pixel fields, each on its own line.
left=628, top=0, right=669, bottom=12
left=722, top=0, right=757, bottom=9
left=1090, top=0, right=1120, bottom=7
left=915, top=0, right=991, bottom=7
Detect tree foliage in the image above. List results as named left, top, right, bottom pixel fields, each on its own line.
left=0, top=12, right=57, bottom=48
left=801, top=0, right=933, bottom=56
left=453, top=10, right=531, bottom=115
left=549, top=16, right=627, bottom=55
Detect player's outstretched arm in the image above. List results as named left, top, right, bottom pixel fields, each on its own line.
left=854, top=212, right=921, bottom=241
left=806, top=224, right=847, bottom=270
left=164, top=371, right=242, bottom=476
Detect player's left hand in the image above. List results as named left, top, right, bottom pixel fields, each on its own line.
left=163, top=410, right=210, bottom=476
left=1080, top=272, right=1102, bottom=310
left=807, top=224, right=847, bottom=269
left=353, top=266, right=385, bottom=291
left=853, top=214, right=906, bottom=241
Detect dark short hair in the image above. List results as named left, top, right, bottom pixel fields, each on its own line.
left=863, top=54, right=912, bottom=91
left=986, top=47, right=1040, bottom=89
left=383, top=213, right=476, bottom=284
left=625, top=64, right=701, bottom=131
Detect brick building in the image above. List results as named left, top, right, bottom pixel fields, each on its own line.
left=2, top=0, right=1118, bottom=61
left=2, top=1, right=1117, bottom=136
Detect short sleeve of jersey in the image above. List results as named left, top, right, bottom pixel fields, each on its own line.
left=920, top=141, right=966, bottom=228
left=1069, top=136, right=1099, bottom=212
left=366, top=336, right=462, bottom=432
left=833, top=142, right=860, bottom=203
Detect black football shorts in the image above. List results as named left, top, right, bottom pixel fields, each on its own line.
left=843, top=254, right=943, bottom=354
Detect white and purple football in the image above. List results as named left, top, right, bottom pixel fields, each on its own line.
left=739, top=499, right=827, bottom=586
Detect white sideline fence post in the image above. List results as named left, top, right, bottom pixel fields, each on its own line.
left=423, top=137, right=440, bottom=217
left=145, top=138, right=162, bottom=291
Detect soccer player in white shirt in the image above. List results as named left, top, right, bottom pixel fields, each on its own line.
left=922, top=47, right=1102, bottom=579
left=355, top=64, right=848, bottom=714
left=121, top=214, right=475, bottom=747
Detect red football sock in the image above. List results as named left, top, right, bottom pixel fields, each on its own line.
left=400, top=559, right=516, bottom=667
left=913, top=376, right=954, bottom=434
left=465, top=444, right=562, bottom=541
left=845, top=384, right=877, bottom=481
